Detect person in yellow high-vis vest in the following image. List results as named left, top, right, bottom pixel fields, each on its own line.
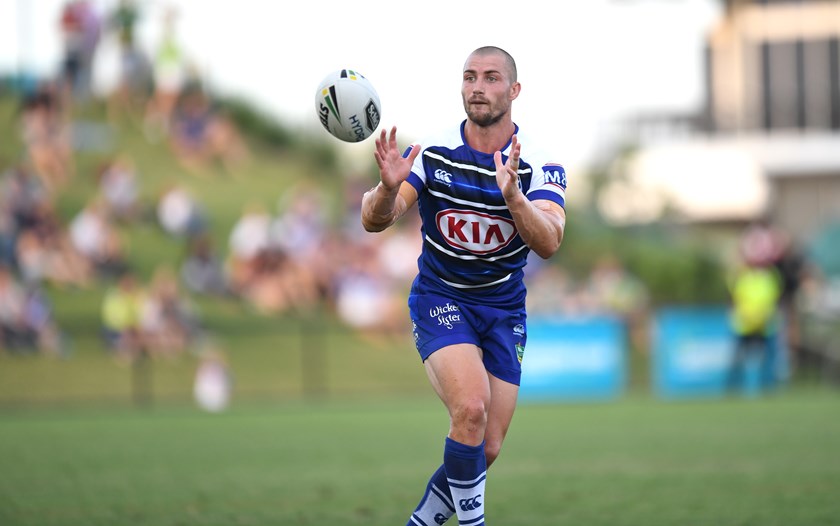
left=727, top=263, right=783, bottom=393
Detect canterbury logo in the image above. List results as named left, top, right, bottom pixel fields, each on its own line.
left=435, top=209, right=516, bottom=255
left=434, top=513, right=448, bottom=524
left=459, top=495, right=482, bottom=511
left=433, top=168, right=452, bottom=185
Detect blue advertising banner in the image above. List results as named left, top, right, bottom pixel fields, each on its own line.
left=652, top=306, right=788, bottom=399
left=519, top=316, right=627, bottom=402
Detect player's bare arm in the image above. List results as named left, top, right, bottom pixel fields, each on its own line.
left=494, top=136, right=565, bottom=258
left=361, top=126, right=420, bottom=232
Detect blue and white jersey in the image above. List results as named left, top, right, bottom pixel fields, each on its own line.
left=406, top=120, right=567, bottom=308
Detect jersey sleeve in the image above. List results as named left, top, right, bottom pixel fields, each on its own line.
left=406, top=145, right=427, bottom=195
left=526, top=161, right=567, bottom=208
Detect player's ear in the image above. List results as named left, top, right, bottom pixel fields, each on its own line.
left=509, top=81, right=521, bottom=101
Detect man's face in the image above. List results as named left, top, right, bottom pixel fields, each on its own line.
left=461, top=52, right=519, bottom=127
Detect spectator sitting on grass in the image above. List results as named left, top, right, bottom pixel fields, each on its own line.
left=18, top=85, right=74, bottom=192
left=101, top=270, right=145, bottom=361
left=21, top=284, right=66, bottom=356
left=156, top=183, right=207, bottom=239
left=69, top=197, right=129, bottom=279
left=226, top=201, right=271, bottom=296
left=169, top=87, right=249, bottom=175
left=0, top=264, right=33, bottom=353
left=140, top=265, right=200, bottom=357
left=180, top=234, right=229, bottom=297
left=96, top=154, right=144, bottom=224
left=15, top=226, right=92, bottom=289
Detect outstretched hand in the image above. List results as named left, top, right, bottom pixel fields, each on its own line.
left=494, top=135, right=521, bottom=200
left=374, top=126, right=420, bottom=191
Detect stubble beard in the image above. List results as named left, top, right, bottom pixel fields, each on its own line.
left=465, top=103, right=508, bottom=128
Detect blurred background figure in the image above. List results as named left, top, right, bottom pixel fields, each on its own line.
left=14, top=216, right=93, bottom=290
left=58, top=0, right=101, bottom=105
left=105, top=0, right=151, bottom=122
left=1, top=163, right=51, bottom=242
left=21, top=284, right=66, bottom=356
left=0, top=264, right=31, bottom=353
left=193, top=345, right=232, bottom=413
left=525, top=264, right=577, bottom=317
left=332, top=240, right=406, bottom=345
left=180, top=234, right=230, bottom=298
left=169, top=87, right=250, bottom=175
left=18, top=85, right=74, bottom=192
left=100, top=270, right=145, bottom=361
left=140, top=265, right=200, bottom=357
left=69, top=197, right=129, bottom=280
left=226, top=201, right=271, bottom=301
left=268, top=185, right=331, bottom=308
left=96, top=154, right=144, bottom=224
left=144, top=6, right=187, bottom=140
left=586, top=256, right=650, bottom=352
left=727, top=227, right=784, bottom=395
left=156, top=183, right=207, bottom=239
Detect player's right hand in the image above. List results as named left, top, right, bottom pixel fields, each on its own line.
left=374, top=126, right=420, bottom=191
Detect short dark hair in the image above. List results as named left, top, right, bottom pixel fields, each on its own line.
left=470, top=46, right=518, bottom=83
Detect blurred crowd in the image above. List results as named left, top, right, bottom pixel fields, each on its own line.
left=0, top=0, right=245, bottom=358
left=0, top=0, right=657, bottom=359
left=6, top=1, right=830, bottom=382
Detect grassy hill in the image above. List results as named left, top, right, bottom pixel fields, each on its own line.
left=0, top=93, right=428, bottom=408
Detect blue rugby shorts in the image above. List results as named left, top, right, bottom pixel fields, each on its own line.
left=408, top=292, right=527, bottom=386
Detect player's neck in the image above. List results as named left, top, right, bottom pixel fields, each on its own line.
left=464, top=119, right=515, bottom=154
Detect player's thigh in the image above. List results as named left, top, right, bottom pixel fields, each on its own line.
left=424, top=343, right=490, bottom=409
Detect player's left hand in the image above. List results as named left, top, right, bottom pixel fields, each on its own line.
left=494, top=135, right=521, bottom=200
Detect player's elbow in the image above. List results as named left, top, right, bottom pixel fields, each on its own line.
left=360, top=211, right=391, bottom=232
left=532, top=230, right=564, bottom=259
left=362, top=214, right=390, bottom=232
left=533, top=243, right=560, bottom=260
left=362, top=218, right=383, bottom=232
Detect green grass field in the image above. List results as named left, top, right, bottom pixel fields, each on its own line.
left=1, top=388, right=839, bottom=526
left=2, top=93, right=839, bottom=525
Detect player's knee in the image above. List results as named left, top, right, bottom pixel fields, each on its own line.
left=450, top=397, right=488, bottom=430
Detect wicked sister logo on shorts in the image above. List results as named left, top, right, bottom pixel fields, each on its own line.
left=429, top=302, right=462, bottom=329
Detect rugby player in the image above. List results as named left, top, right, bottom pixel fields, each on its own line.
left=361, top=46, right=567, bottom=526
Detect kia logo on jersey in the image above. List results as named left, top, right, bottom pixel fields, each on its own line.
left=436, top=209, right=517, bottom=254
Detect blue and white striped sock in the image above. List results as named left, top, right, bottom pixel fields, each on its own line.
left=444, top=437, right=486, bottom=526
left=407, top=464, right=455, bottom=526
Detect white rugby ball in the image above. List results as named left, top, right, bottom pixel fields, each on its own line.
left=315, top=69, right=381, bottom=142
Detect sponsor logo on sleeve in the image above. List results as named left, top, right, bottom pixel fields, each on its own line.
left=542, top=164, right=567, bottom=190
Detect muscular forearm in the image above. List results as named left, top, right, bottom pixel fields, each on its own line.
left=361, top=182, right=404, bottom=232
left=505, top=193, right=565, bottom=259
